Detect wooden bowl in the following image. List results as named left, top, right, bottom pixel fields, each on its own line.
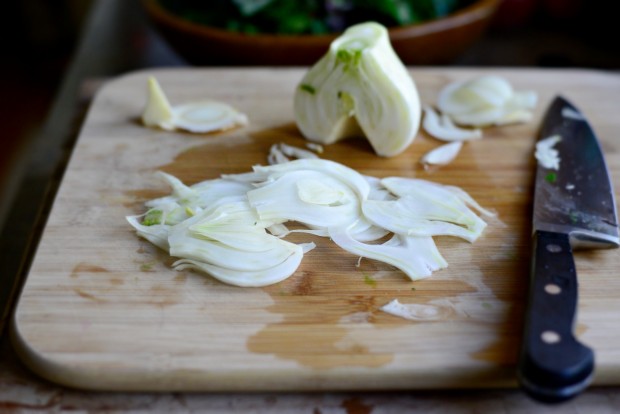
left=142, top=0, right=501, bottom=66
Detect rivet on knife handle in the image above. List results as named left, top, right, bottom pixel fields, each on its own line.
left=517, top=230, right=594, bottom=402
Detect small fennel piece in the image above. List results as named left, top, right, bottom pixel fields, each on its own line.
left=420, top=141, right=463, bottom=168
left=267, top=142, right=320, bottom=165
left=535, top=134, right=562, bottom=170
left=141, top=76, right=248, bottom=133
left=142, top=77, right=175, bottom=130
left=380, top=299, right=444, bottom=321
left=293, top=22, right=421, bottom=157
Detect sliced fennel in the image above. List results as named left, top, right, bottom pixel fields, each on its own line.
left=172, top=252, right=303, bottom=287
left=328, top=226, right=447, bottom=281
left=420, top=141, right=463, bottom=168
left=420, top=77, right=537, bottom=166
left=141, top=76, right=248, bottom=133
left=535, top=134, right=562, bottom=170
left=293, top=22, right=421, bottom=157
left=422, top=106, right=482, bottom=142
left=128, top=158, right=491, bottom=286
left=228, top=159, right=372, bottom=201
left=126, top=215, right=170, bottom=251
left=168, top=204, right=298, bottom=272
left=268, top=142, right=320, bottom=165
left=436, top=76, right=537, bottom=127
left=305, top=142, right=324, bottom=154
left=380, top=177, right=495, bottom=217
left=247, top=170, right=360, bottom=229
left=380, top=299, right=444, bottom=321
left=142, top=77, right=175, bottom=130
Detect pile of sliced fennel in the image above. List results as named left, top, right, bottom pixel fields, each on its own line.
left=127, top=158, right=493, bottom=287
left=420, top=75, right=538, bottom=167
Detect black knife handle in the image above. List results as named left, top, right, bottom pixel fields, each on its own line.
left=517, top=230, right=594, bottom=403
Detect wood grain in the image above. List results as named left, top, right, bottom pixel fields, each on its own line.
left=10, top=68, right=620, bottom=391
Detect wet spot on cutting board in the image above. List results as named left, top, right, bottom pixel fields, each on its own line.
left=291, top=271, right=313, bottom=296
left=246, top=234, right=513, bottom=369
left=122, top=189, right=168, bottom=210
left=250, top=123, right=302, bottom=142
left=157, top=131, right=279, bottom=180
left=470, top=334, right=519, bottom=365
left=247, top=249, right=395, bottom=369
left=247, top=310, right=393, bottom=368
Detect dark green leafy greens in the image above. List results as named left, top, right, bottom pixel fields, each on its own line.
left=159, top=0, right=469, bottom=35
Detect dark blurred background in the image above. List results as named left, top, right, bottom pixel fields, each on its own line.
left=1, top=1, right=88, bottom=197
left=1, top=0, right=618, bottom=217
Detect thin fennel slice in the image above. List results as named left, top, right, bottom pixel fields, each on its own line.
left=437, top=75, right=537, bottom=127
left=278, top=143, right=320, bottom=161
left=141, top=76, right=248, bottom=133
left=362, top=195, right=485, bottom=242
left=420, top=141, right=463, bottom=168
left=172, top=101, right=248, bottom=133
left=226, top=159, right=371, bottom=201
left=126, top=215, right=170, bottom=251
left=422, top=106, right=482, bottom=142
left=381, top=177, right=495, bottom=217
left=247, top=170, right=360, bottom=229
left=173, top=246, right=304, bottom=287
left=168, top=201, right=300, bottom=272
left=328, top=225, right=447, bottom=281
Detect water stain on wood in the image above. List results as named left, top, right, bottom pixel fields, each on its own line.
left=109, top=277, right=124, bottom=286
left=174, top=273, right=188, bottom=283
left=71, top=263, right=109, bottom=278
left=70, top=263, right=121, bottom=302
left=146, top=283, right=179, bottom=307
left=74, top=288, right=106, bottom=303
left=246, top=241, right=486, bottom=369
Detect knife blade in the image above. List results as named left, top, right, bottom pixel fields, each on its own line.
left=518, top=96, right=619, bottom=402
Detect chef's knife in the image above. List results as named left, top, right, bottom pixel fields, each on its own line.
left=518, top=96, right=619, bottom=402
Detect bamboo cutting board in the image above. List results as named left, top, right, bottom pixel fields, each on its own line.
left=11, top=68, right=620, bottom=391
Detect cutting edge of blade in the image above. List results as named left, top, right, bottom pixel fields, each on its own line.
left=534, top=222, right=620, bottom=250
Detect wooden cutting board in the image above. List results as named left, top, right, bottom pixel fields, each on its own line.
left=11, top=68, right=620, bottom=391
